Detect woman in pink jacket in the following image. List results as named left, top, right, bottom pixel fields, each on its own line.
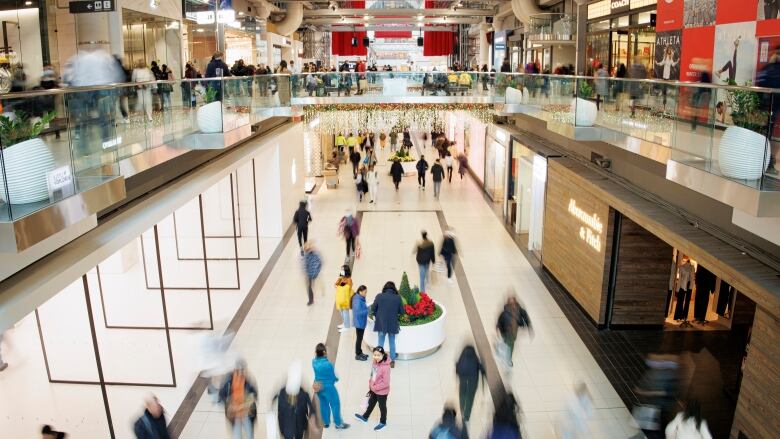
left=354, top=346, right=391, bottom=431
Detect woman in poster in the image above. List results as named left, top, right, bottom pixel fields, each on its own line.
left=656, top=46, right=679, bottom=80
left=716, top=37, right=741, bottom=84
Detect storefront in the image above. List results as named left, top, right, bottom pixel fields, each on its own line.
left=585, top=0, right=657, bottom=75
left=122, top=9, right=182, bottom=77
left=445, top=111, right=485, bottom=185
left=483, top=125, right=509, bottom=202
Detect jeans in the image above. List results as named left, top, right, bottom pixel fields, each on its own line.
left=231, top=416, right=252, bottom=439
left=341, top=309, right=351, bottom=329
left=362, top=390, right=388, bottom=424
left=307, top=277, right=314, bottom=304
left=419, top=263, right=430, bottom=292
left=355, top=328, right=365, bottom=355
left=433, top=181, right=441, bottom=198
left=377, top=332, right=397, bottom=360
left=317, top=385, right=344, bottom=426
left=444, top=254, right=454, bottom=279
left=459, top=376, right=479, bottom=421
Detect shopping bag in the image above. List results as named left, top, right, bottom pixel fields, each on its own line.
left=359, top=79, right=368, bottom=89
left=494, top=335, right=511, bottom=368
left=359, top=392, right=370, bottom=412
left=631, top=404, right=660, bottom=431
left=355, top=242, right=362, bottom=259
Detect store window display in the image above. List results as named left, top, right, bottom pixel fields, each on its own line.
left=672, top=256, right=696, bottom=326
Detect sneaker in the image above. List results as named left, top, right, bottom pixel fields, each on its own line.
left=356, top=354, right=369, bottom=361
left=354, top=414, right=368, bottom=424
left=307, top=301, right=313, bottom=306
left=335, top=424, right=350, bottom=430
left=374, top=423, right=386, bottom=431
left=390, top=360, right=395, bottom=368
left=0, top=362, right=7, bottom=372
left=324, top=424, right=329, bottom=428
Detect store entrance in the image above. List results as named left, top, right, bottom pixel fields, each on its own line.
left=122, top=9, right=182, bottom=76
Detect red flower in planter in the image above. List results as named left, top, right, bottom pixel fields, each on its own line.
left=404, top=293, right=435, bottom=318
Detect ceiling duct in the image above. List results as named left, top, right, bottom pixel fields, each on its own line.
left=275, top=2, right=303, bottom=36
left=511, top=0, right=543, bottom=24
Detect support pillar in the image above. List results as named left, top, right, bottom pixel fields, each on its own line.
left=575, top=2, right=587, bottom=75
left=479, top=23, right=490, bottom=69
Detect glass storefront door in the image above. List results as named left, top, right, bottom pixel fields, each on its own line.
left=484, top=139, right=506, bottom=202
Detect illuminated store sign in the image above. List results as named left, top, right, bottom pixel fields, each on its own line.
left=611, top=0, right=630, bottom=14
left=568, top=199, right=603, bottom=252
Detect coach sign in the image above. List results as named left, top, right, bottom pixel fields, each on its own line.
left=611, top=0, right=630, bottom=15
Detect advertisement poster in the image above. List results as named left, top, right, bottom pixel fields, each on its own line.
left=657, top=0, right=684, bottom=31
left=716, top=0, right=758, bottom=25
left=680, top=26, right=715, bottom=81
left=758, top=0, right=780, bottom=20
left=712, top=21, right=758, bottom=85
left=684, top=0, right=717, bottom=28
left=654, top=30, right=682, bottom=80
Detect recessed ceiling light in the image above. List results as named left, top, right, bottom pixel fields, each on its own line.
left=196, top=28, right=205, bottom=32
left=416, top=15, right=423, bottom=21
left=24, top=1, right=32, bottom=5
left=364, top=15, right=373, bottom=19
left=238, top=11, right=244, bottom=15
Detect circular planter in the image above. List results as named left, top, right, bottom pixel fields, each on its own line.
left=0, top=138, right=55, bottom=204
left=401, top=161, right=417, bottom=176
left=571, top=97, right=597, bottom=127
left=718, top=126, right=770, bottom=180
left=364, top=303, right=447, bottom=360
left=197, top=101, right=223, bottom=134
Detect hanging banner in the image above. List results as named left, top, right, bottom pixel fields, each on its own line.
left=655, top=30, right=682, bottom=80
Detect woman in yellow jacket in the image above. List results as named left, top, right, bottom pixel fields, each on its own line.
left=335, top=265, right=353, bottom=333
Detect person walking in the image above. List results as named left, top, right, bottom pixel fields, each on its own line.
left=312, top=344, right=351, bottom=430
left=379, top=130, right=387, bottom=150
left=488, top=393, right=522, bottom=439
left=338, top=210, right=360, bottom=259
left=335, top=269, right=353, bottom=333
left=440, top=230, right=457, bottom=282
left=133, top=396, right=170, bottom=439
left=355, top=167, right=366, bottom=202
left=457, top=154, right=468, bottom=180
left=276, top=361, right=315, bottom=439
left=456, top=345, right=485, bottom=424
left=218, top=360, right=258, bottom=439
left=335, top=132, right=347, bottom=159
left=347, top=132, right=359, bottom=155
left=131, top=59, right=155, bottom=122
left=352, top=286, right=369, bottom=361
left=445, top=152, right=454, bottom=183
left=664, top=400, right=712, bottom=439
left=389, top=129, right=398, bottom=153
left=349, top=149, right=361, bottom=179
left=496, top=295, right=533, bottom=367
left=292, top=200, right=312, bottom=254
left=302, top=243, right=322, bottom=306
left=371, top=281, right=404, bottom=368
left=431, top=158, right=445, bottom=199
left=367, top=165, right=379, bottom=203
left=390, top=158, right=404, bottom=191
left=415, top=231, right=435, bottom=293
left=417, top=155, right=429, bottom=189
left=354, top=346, right=392, bottom=431
left=429, top=405, right=469, bottom=439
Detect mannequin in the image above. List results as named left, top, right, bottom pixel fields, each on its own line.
left=693, top=266, right=716, bottom=323
left=717, top=280, right=734, bottom=318
left=673, top=257, right=695, bottom=324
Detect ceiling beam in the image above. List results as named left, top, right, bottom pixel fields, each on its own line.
left=304, top=16, right=481, bottom=24
left=303, top=7, right=494, bottom=17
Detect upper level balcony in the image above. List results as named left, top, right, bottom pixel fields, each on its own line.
left=525, top=13, right=576, bottom=44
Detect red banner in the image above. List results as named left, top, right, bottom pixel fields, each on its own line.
left=331, top=32, right=368, bottom=56
left=374, top=31, right=412, bottom=39
left=680, top=26, right=715, bottom=82
left=656, top=0, right=683, bottom=31
left=715, top=0, right=758, bottom=25
left=423, top=31, right=454, bottom=56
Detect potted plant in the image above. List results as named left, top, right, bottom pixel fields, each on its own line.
left=365, top=272, right=446, bottom=359
left=0, top=110, right=56, bottom=204
left=571, top=80, right=597, bottom=127
left=197, top=85, right=223, bottom=134
left=387, top=148, right=417, bottom=175
left=719, top=83, right=771, bottom=180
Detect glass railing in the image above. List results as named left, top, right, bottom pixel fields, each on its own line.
left=0, top=75, right=291, bottom=222
left=289, top=71, right=495, bottom=98
left=495, top=72, right=778, bottom=191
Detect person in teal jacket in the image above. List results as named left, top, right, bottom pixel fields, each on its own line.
left=352, top=286, right=369, bottom=361
left=311, top=343, right=350, bottom=430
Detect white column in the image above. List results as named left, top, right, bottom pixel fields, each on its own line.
left=479, top=23, right=490, bottom=68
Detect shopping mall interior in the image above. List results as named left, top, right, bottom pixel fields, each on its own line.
left=0, top=0, right=778, bottom=438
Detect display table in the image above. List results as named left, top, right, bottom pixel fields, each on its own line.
left=383, top=78, right=408, bottom=96
left=363, top=303, right=447, bottom=360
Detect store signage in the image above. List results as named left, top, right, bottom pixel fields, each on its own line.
left=69, top=0, right=115, bottom=13
left=610, top=0, right=630, bottom=15
left=46, top=166, right=74, bottom=199
left=192, top=9, right=236, bottom=25
left=568, top=199, right=603, bottom=252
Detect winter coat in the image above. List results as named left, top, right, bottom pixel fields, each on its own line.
left=205, top=58, right=231, bottom=78
left=416, top=159, right=429, bottom=174
left=371, top=285, right=405, bottom=334
left=440, top=236, right=457, bottom=258
left=276, top=388, right=312, bottom=439
left=390, top=162, right=404, bottom=181
left=369, top=358, right=392, bottom=395
left=133, top=410, right=170, bottom=439
left=338, top=215, right=360, bottom=238
left=293, top=207, right=311, bottom=230
left=455, top=348, right=485, bottom=381
left=429, top=413, right=469, bottom=439
left=350, top=151, right=361, bottom=164
left=497, top=304, right=532, bottom=341
left=335, top=282, right=353, bottom=310
left=312, top=356, right=339, bottom=386
left=303, top=251, right=322, bottom=279
left=218, top=373, right=258, bottom=424
left=431, top=164, right=445, bottom=182
left=352, top=294, right=369, bottom=329
left=416, top=240, right=436, bottom=265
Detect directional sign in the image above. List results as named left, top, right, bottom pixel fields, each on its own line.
left=69, top=0, right=115, bottom=13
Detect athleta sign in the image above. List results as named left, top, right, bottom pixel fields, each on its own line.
left=611, top=0, right=630, bottom=14
left=568, top=199, right=604, bottom=252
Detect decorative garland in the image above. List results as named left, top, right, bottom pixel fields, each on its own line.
left=303, top=103, right=493, bottom=134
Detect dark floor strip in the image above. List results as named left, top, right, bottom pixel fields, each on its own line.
left=168, top=224, right=296, bottom=438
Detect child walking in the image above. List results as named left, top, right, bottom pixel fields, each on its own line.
left=354, top=346, right=392, bottom=431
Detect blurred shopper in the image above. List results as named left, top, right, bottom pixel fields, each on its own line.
left=756, top=44, right=780, bottom=174
left=41, top=425, right=67, bottom=439
left=205, top=51, right=230, bottom=101
left=312, top=344, right=350, bottom=430
left=415, top=231, right=435, bottom=293
left=390, top=158, right=403, bottom=191
left=199, top=331, right=238, bottom=399
left=455, top=345, right=485, bottom=424
left=496, top=295, right=533, bottom=367
left=634, top=354, right=680, bottom=438
left=347, top=132, right=358, bottom=155
left=352, top=285, right=369, bottom=361
left=389, top=129, right=398, bottom=153
left=133, top=395, right=170, bottom=439
left=293, top=200, right=312, bottom=253
left=664, top=400, right=712, bottom=439
left=132, top=60, right=155, bottom=122
left=557, top=383, right=593, bottom=439
left=445, top=151, right=454, bottom=183
left=183, top=62, right=199, bottom=107
left=440, top=229, right=458, bottom=282
left=457, top=153, right=468, bottom=180
left=350, top=148, right=361, bottom=179
left=335, top=272, right=353, bottom=334
left=488, top=393, right=522, bottom=439
left=338, top=210, right=360, bottom=259
left=276, top=361, right=315, bottom=439
left=417, top=154, right=429, bottom=189
left=158, top=64, right=173, bottom=111
left=218, top=360, right=258, bottom=439
left=302, top=242, right=322, bottom=306
left=335, top=132, right=347, bottom=158
left=367, top=164, right=379, bottom=204
left=379, top=130, right=387, bottom=149
left=354, top=346, right=392, bottom=430
left=371, top=281, right=404, bottom=367
left=429, top=405, right=469, bottom=439
left=690, top=66, right=712, bottom=131
left=628, top=60, right=647, bottom=117
left=431, top=158, right=445, bottom=199
left=595, top=63, right=609, bottom=111
left=357, top=166, right=369, bottom=202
